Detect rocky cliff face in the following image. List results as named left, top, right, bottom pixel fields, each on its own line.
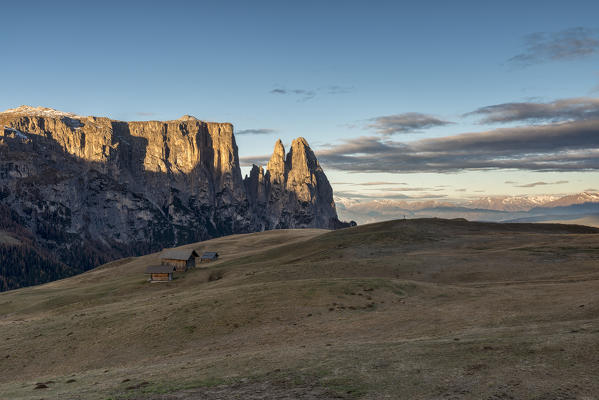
left=244, top=138, right=340, bottom=229
left=0, top=106, right=348, bottom=290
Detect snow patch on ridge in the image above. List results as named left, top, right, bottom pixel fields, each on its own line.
left=1, top=105, right=81, bottom=119
left=3, top=126, right=28, bottom=140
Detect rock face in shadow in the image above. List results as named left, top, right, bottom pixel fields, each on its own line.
left=0, top=106, right=349, bottom=290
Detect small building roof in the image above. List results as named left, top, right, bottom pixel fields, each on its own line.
left=145, top=265, right=176, bottom=274
left=159, top=248, right=199, bottom=261
left=201, top=251, right=219, bottom=260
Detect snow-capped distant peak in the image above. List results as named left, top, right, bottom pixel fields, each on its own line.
left=334, top=196, right=362, bottom=208
left=1, top=105, right=81, bottom=119
left=540, top=192, right=599, bottom=208
left=466, top=195, right=560, bottom=211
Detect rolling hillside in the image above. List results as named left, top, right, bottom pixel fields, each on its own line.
left=1, top=219, right=599, bottom=399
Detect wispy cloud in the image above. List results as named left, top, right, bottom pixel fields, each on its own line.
left=332, top=181, right=407, bottom=186
left=514, top=180, right=569, bottom=188
left=509, top=27, right=599, bottom=67
left=353, top=181, right=407, bottom=186
left=368, top=112, right=453, bottom=135
left=317, top=119, right=599, bottom=173
left=591, top=73, right=599, bottom=93
left=465, top=97, right=599, bottom=124
left=335, top=191, right=447, bottom=200
left=270, top=88, right=317, bottom=101
left=240, top=154, right=270, bottom=166
left=327, top=85, right=354, bottom=95
left=136, top=112, right=156, bottom=117
left=369, top=187, right=444, bottom=192
left=236, top=128, right=277, bottom=135
left=269, top=85, right=353, bottom=101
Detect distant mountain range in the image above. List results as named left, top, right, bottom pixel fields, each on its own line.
left=335, top=192, right=599, bottom=227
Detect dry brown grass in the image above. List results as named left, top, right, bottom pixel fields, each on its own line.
left=0, top=219, right=598, bottom=399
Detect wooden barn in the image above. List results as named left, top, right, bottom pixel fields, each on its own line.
left=200, top=251, right=219, bottom=263
left=145, top=265, right=176, bottom=282
left=159, top=249, right=199, bottom=272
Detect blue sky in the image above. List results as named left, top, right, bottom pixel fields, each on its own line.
left=2, top=0, right=598, bottom=201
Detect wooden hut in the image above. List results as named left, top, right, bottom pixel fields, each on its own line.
left=200, top=251, right=219, bottom=263
left=145, top=265, right=175, bottom=282
left=159, top=249, right=199, bottom=272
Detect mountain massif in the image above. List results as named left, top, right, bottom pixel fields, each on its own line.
left=0, top=106, right=348, bottom=290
